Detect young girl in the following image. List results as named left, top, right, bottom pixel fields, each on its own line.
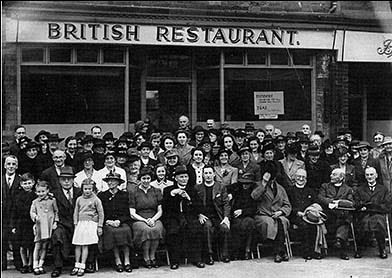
left=11, top=172, right=37, bottom=274
left=30, top=180, right=59, bottom=275
left=71, top=179, right=104, bottom=276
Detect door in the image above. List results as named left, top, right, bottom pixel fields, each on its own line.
left=146, top=82, right=190, bottom=132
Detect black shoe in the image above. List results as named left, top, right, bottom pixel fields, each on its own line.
left=274, top=254, right=282, bottom=263
left=85, top=263, right=95, bottom=273
left=354, top=252, right=362, bottom=259
left=313, top=252, right=322, bottom=260
left=340, top=253, right=349, bottom=260
left=281, top=254, right=289, bottom=262
left=124, top=264, right=133, bottom=272
left=244, top=251, right=251, bottom=260
left=303, top=255, right=312, bottom=260
left=20, top=266, right=29, bottom=274
left=70, top=267, right=79, bottom=276
left=150, top=260, right=159, bottom=268
left=195, top=262, right=205, bottom=268
left=222, top=256, right=230, bottom=263
left=27, top=266, right=33, bottom=273
left=206, top=255, right=214, bottom=265
left=33, top=268, right=41, bottom=275
left=51, top=268, right=62, bottom=278
left=379, top=249, right=388, bottom=259
left=115, top=264, right=124, bottom=272
left=170, top=264, right=179, bottom=270
left=143, top=259, right=152, bottom=269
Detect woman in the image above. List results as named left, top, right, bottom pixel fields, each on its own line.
left=164, top=149, right=180, bottom=182
left=150, top=164, right=174, bottom=193
left=158, top=135, right=176, bottom=164
left=255, top=129, right=266, bottom=144
left=208, top=129, right=221, bottom=158
left=175, top=130, right=194, bottom=166
left=221, top=134, right=240, bottom=166
left=199, top=137, right=214, bottom=167
left=370, top=131, right=385, bottom=159
left=248, top=136, right=263, bottom=164
left=17, top=141, right=41, bottom=179
left=74, top=152, right=101, bottom=189
left=129, top=168, right=165, bottom=269
left=214, top=148, right=238, bottom=188
left=98, top=172, right=133, bottom=273
left=187, top=148, right=205, bottom=187
left=331, top=147, right=357, bottom=189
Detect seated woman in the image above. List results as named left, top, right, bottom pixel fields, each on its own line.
left=129, top=167, right=165, bottom=269
left=98, top=172, right=133, bottom=273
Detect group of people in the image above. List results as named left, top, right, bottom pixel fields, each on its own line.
left=2, top=117, right=392, bottom=277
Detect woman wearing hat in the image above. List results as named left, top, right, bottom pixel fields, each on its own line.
left=97, top=172, right=133, bottom=273
left=175, top=130, right=194, bottom=166
left=370, top=132, right=385, bottom=159
left=95, top=152, right=127, bottom=193
left=331, top=148, right=357, bottom=189
left=163, top=149, right=180, bottom=182
left=129, top=167, right=165, bottom=269
left=74, top=152, right=100, bottom=188
left=17, top=141, right=42, bottom=179
left=214, top=148, right=238, bottom=188
left=352, top=141, right=382, bottom=186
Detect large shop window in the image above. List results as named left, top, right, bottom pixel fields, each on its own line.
left=21, top=67, right=124, bottom=124
left=224, top=69, right=311, bottom=121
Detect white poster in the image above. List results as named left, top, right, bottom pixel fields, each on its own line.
left=254, top=91, right=284, bottom=116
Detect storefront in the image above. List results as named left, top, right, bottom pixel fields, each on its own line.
left=3, top=2, right=391, bottom=141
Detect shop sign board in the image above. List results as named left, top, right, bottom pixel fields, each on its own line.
left=254, top=91, right=284, bottom=117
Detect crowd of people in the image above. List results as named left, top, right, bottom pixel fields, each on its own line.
left=2, top=116, right=392, bottom=277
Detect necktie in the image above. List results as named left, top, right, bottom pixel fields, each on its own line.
left=66, top=190, right=72, bottom=204
left=7, top=176, right=12, bottom=188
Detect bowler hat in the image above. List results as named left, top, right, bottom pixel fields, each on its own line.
left=102, top=171, right=125, bottom=184
left=174, top=165, right=188, bottom=176
left=34, top=130, right=50, bottom=142
left=302, top=204, right=327, bottom=225
left=103, top=132, right=117, bottom=141
left=238, top=172, right=255, bottom=183
left=47, top=133, right=64, bottom=143
left=380, top=136, right=392, bottom=147
left=59, top=166, right=75, bottom=178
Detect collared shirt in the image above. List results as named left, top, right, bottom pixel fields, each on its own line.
left=62, top=187, right=73, bottom=202
left=368, top=181, right=376, bottom=191
left=55, top=166, right=63, bottom=176
left=138, top=184, right=152, bottom=194
left=192, top=163, right=205, bottom=185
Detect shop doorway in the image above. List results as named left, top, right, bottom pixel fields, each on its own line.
left=146, top=82, right=191, bottom=132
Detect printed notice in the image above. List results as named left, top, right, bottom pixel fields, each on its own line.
left=254, top=91, right=284, bottom=115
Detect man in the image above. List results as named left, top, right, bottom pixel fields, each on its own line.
left=264, top=124, right=275, bottom=137
left=50, top=167, right=82, bottom=277
left=274, top=135, right=287, bottom=160
left=9, top=125, right=26, bottom=156
left=178, top=115, right=191, bottom=132
left=40, top=149, right=67, bottom=191
left=318, top=168, right=354, bottom=260
left=354, top=167, right=392, bottom=259
left=233, top=146, right=262, bottom=187
left=47, top=134, right=65, bottom=156
left=352, top=141, right=382, bottom=186
left=234, top=129, right=247, bottom=149
left=378, top=136, right=392, bottom=192
left=305, top=145, right=331, bottom=194
left=2, top=155, right=22, bottom=270
left=162, top=165, right=205, bottom=269
left=279, top=144, right=305, bottom=186
left=90, top=125, right=102, bottom=139
left=206, top=119, right=216, bottom=130
left=286, top=169, right=322, bottom=260
left=302, top=124, right=312, bottom=138
left=195, top=167, right=231, bottom=264
left=251, top=161, right=292, bottom=263
left=189, top=126, right=206, bottom=148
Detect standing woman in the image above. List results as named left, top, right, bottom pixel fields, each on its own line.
left=214, top=148, right=238, bottom=188
left=163, top=150, right=180, bottom=182
left=98, top=172, right=133, bottom=273
left=158, top=135, right=176, bottom=165
left=208, top=129, right=221, bottom=158
left=187, top=148, right=206, bottom=187
left=255, top=129, right=266, bottom=145
left=129, top=168, right=165, bottom=269
left=221, top=134, right=240, bottom=166
left=248, top=136, right=264, bottom=164
left=175, top=130, right=194, bottom=166
left=150, top=164, right=174, bottom=193
left=18, top=141, right=42, bottom=179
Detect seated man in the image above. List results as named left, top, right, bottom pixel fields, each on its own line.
left=354, top=167, right=392, bottom=259
left=195, top=166, right=231, bottom=264
left=286, top=169, right=323, bottom=260
left=251, top=161, right=292, bottom=263
left=318, top=168, right=354, bottom=260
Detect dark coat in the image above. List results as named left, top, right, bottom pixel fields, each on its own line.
left=353, top=182, right=392, bottom=234
left=227, top=182, right=257, bottom=218
left=233, top=161, right=262, bottom=183
left=305, top=159, right=331, bottom=193
left=352, top=156, right=382, bottom=186
left=378, top=151, right=392, bottom=192
left=330, top=163, right=357, bottom=188
left=17, top=153, right=41, bottom=179
left=194, top=181, right=231, bottom=220
left=186, top=163, right=205, bottom=188
left=98, top=190, right=132, bottom=225
left=40, top=166, right=61, bottom=191
left=286, top=186, right=317, bottom=225
left=318, top=182, right=354, bottom=209
left=2, top=174, right=21, bottom=228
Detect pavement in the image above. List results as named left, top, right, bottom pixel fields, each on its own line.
left=2, top=252, right=392, bottom=278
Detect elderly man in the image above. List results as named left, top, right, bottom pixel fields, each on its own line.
left=264, top=124, right=275, bottom=137
left=302, top=124, right=312, bottom=138
left=206, top=119, right=216, bottom=130
left=354, top=167, right=392, bottom=259
left=178, top=115, right=191, bottom=132
left=251, top=161, right=292, bottom=263
left=353, top=141, right=382, bottom=186
left=378, top=136, right=392, bottom=192
left=318, top=168, right=354, bottom=260
left=40, top=149, right=67, bottom=191
left=50, top=167, right=81, bottom=277
left=91, top=125, right=102, bottom=139
left=286, top=169, right=321, bottom=260
left=9, top=125, right=26, bottom=156
left=195, top=167, right=231, bottom=264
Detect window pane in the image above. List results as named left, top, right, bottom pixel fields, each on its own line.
left=197, top=69, right=220, bottom=122
left=225, top=49, right=243, bottom=64
left=22, top=48, right=44, bottom=63
left=292, top=50, right=311, bottom=65
left=21, top=67, right=124, bottom=124
left=147, top=48, right=191, bottom=77
left=195, top=48, right=220, bottom=67
left=247, top=49, right=267, bottom=65
left=270, top=50, right=289, bottom=65
left=77, top=47, right=99, bottom=63
left=49, top=48, right=72, bottom=63
left=103, top=47, right=124, bottom=63
left=224, top=69, right=311, bottom=121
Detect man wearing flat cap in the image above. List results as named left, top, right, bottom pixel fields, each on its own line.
left=162, top=165, right=205, bottom=269
left=50, top=167, right=82, bottom=277
left=352, top=141, right=382, bottom=186
left=353, top=167, right=392, bottom=259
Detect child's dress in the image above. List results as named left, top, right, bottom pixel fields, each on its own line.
left=11, top=188, right=37, bottom=248
left=72, top=194, right=104, bottom=245
left=30, top=194, right=59, bottom=242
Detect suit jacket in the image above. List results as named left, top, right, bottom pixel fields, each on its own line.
left=354, top=182, right=392, bottom=214
left=305, top=159, right=331, bottom=192
left=378, top=152, right=392, bottom=192
left=330, top=164, right=357, bottom=188
left=317, top=182, right=354, bottom=209
left=194, top=182, right=231, bottom=220
left=353, top=156, right=382, bottom=186
left=40, top=165, right=61, bottom=191
left=2, top=174, right=21, bottom=227
left=279, top=158, right=305, bottom=183
left=52, top=186, right=82, bottom=231
left=214, top=164, right=238, bottom=187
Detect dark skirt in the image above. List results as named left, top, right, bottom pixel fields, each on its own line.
left=132, top=220, right=165, bottom=248
left=102, top=223, right=133, bottom=251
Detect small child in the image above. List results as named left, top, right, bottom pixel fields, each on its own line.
left=30, top=180, right=59, bottom=275
left=11, top=172, right=37, bottom=274
left=71, top=178, right=104, bottom=276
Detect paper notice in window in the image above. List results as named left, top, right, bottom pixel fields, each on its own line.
left=254, top=91, right=284, bottom=115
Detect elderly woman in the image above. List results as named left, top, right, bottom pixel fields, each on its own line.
left=74, top=152, right=101, bottom=189
left=98, top=172, right=133, bottom=273
left=129, top=168, right=165, bottom=269
left=17, top=141, right=41, bottom=179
